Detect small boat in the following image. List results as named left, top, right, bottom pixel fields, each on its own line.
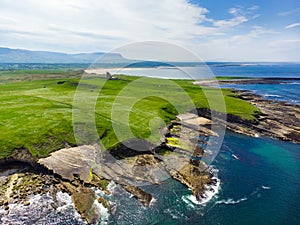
left=232, top=154, right=240, bottom=160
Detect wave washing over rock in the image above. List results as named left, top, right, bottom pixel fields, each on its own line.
left=182, top=167, right=220, bottom=207
left=0, top=192, right=86, bottom=224
left=0, top=112, right=223, bottom=224
left=0, top=191, right=111, bottom=225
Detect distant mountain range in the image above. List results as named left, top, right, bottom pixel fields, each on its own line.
left=0, top=47, right=127, bottom=63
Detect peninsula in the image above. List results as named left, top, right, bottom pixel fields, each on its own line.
left=0, top=70, right=299, bottom=223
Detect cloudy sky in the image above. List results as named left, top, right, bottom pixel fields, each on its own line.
left=0, top=0, right=299, bottom=61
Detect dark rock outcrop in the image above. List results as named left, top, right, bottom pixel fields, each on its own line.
left=123, top=185, right=153, bottom=206
left=72, top=186, right=99, bottom=224
left=210, top=90, right=300, bottom=144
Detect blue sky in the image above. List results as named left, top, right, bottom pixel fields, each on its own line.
left=0, top=0, right=299, bottom=61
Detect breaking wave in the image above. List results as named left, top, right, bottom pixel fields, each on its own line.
left=182, top=167, right=220, bottom=206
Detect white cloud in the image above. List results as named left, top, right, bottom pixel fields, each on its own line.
left=0, top=0, right=297, bottom=61
left=0, top=0, right=216, bottom=52
left=278, top=8, right=300, bottom=16
left=286, top=23, right=300, bottom=29
left=0, top=0, right=256, bottom=47
left=231, top=26, right=277, bottom=42
left=212, top=6, right=259, bottom=28
left=213, top=16, right=248, bottom=27
left=248, top=5, right=259, bottom=11
left=188, top=26, right=288, bottom=62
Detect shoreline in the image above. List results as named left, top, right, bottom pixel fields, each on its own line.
left=229, top=89, right=300, bottom=144
left=195, top=78, right=300, bottom=145
left=0, top=112, right=220, bottom=223
left=194, top=77, right=300, bottom=86
left=1, top=77, right=299, bottom=224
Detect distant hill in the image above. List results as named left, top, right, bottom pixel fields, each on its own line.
left=0, top=47, right=127, bottom=63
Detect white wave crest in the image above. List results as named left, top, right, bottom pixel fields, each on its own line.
left=261, top=185, right=271, bottom=190
left=216, top=197, right=247, bottom=205
left=263, top=94, right=281, bottom=98
left=107, top=181, right=117, bottom=193
left=232, top=154, right=239, bottom=160
left=91, top=199, right=110, bottom=224
left=182, top=176, right=221, bottom=206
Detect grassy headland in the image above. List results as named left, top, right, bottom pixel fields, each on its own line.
left=0, top=70, right=259, bottom=159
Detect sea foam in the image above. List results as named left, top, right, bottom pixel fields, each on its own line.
left=216, top=197, right=247, bottom=205
left=182, top=175, right=221, bottom=206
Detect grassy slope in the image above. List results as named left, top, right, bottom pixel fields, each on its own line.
left=0, top=71, right=258, bottom=159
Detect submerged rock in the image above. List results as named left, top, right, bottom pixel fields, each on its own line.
left=123, top=185, right=153, bottom=206
left=97, top=197, right=111, bottom=211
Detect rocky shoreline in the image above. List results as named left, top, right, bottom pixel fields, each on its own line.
left=0, top=162, right=110, bottom=224
left=1, top=81, right=299, bottom=224
left=195, top=90, right=300, bottom=145
left=0, top=113, right=219, bottom=224
left=194, top=78, right=300, bottom=144
left=195, top=77, right=300, bottom=86
left=229, top=89, right=300, bottom=144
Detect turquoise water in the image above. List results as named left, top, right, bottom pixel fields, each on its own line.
left=3, top=131, right=298, bottom=224
left=107, top=131, right=300, bottom=225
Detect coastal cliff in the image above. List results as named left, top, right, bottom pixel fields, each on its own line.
left=1, top=92, right=299, bottom=223
left=0, top=113, right=219, bottom=224
left=1, top=75, right=299, bottom=223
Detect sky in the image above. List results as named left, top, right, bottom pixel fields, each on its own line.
left=0, top=0, right=299, bottom=61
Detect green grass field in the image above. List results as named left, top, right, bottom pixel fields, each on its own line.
left=0, top=71, right=259, bottom=159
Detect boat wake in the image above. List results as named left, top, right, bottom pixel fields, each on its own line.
left=215, top=197, right=247, bottom=205
left=261, top=185, right=271, bottom=190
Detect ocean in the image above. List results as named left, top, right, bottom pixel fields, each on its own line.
left=106, top=131, right=300, bottom=225
left=109, top=63, right=300, bottom=104
left=2, top=131, right=299, bottom=225
left=105, top=63, right=300, bottom=224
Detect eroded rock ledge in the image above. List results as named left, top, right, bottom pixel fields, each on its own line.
left=196, top=91, right=300, bottom=144
left=32, top=114, right=217, bottom=223
left=233, top=90, right=300, bottom=144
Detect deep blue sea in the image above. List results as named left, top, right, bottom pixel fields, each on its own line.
left=221, top=81, right=300, bottom=105
left=212, top=63, right=300, bottom=104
